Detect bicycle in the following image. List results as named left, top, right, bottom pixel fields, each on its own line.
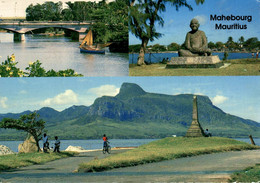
left=103, top=141, right=111, bottom=154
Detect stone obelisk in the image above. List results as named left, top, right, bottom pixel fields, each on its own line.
left=186, top=96, right=205, bottom=137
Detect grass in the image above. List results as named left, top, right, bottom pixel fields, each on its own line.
left=0, top=151, right=78, bottom=172
left=129, top=58, right=260, bottom=76
left=78, top=137, right=259, bottom=172
left=229, top=164, right=260, bottom=182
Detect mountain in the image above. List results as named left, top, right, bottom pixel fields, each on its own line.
left=0, top=83, right=259, bottom=140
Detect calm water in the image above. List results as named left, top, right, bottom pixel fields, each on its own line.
left=0, top=33, right=128, bottom=76
left=129, top=52, right=253, bottom=64
left=0, top=138, right=259, bottom=153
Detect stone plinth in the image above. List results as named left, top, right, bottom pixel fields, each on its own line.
left=166, top=55, right=223, bottom=68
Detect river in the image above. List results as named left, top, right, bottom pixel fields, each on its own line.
left=129, top=52, right=254, bottom=64
left=0, top=138, right=259, bottom=152
left=0, top=33, right=128, bottom=76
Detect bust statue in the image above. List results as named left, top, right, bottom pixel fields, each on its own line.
left=178, top=18, right=211, bottom=57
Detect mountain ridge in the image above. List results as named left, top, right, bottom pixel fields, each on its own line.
left=0, top=83, right=259, bottom=140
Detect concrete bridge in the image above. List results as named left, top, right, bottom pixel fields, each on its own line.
left=0, top=21, right=92, bottom=41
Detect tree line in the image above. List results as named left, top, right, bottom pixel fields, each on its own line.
left=129, top=36, right=260, bottom=53
left=25, top=0, right=128, bottom=45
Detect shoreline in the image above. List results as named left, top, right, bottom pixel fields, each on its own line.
left=129, top=51, right=252, bottom=54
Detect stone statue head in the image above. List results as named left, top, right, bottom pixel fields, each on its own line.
left=190, top=18, right=200, bottom=31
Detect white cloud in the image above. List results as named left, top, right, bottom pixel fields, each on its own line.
left=211, top=95, right=228, bottom=105
left=88, top=85, right=120, bottom=97
left=41, top=89, right=78, bottom=106
left=0, top=96, right=8, bottom=109
left=19, top=90, right=27, bottom=94
left=194, top=15, right=207, bottom=25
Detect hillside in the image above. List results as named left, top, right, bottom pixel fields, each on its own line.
left=0, top=83, right=259, bottom=140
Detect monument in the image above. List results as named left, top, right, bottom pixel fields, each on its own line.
left=186, top=96, right=205, bottom=137
left=167, top=18, right=223, bottom=68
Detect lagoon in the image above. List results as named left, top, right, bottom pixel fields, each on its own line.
left=0, top=138, right=259, bottom=153
left=129, top=52, right=254, bottom=64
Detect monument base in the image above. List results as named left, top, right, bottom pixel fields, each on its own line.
left=166, top=55, right=223, bottom=68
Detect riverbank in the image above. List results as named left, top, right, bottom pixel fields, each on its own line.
left=129, top=58, right=260, bottom=76
left=77, top=137, right=259, bottom=172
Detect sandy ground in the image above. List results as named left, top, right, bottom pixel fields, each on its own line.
left=0, top=149, right=259, bottom=183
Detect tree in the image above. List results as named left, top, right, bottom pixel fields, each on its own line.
left=167, top=42, right=180, bottom=51
left=0, top=112, right=45, bottom=152
left=238, top=36, right=244, bottom=44
left=244, top=37, right=259, bottom=50
left=208, top=41, right=216, bottom=49
left=216, top=41, right=224, bottom=51
left=151, top=44, right=166, bottom=52
left=129, top=44, right=142, bottom=53
left=129, top=0, right=205, bottom=65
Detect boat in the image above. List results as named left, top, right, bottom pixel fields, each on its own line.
left=79, top=30, right=109, bottom=54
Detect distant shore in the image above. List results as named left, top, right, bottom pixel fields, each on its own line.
left=129, top=50, right=252, bottom=54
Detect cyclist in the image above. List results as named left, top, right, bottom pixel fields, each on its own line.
left=103, top=134, right=108, bottom=149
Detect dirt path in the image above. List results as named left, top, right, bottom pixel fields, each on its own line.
left=0, top=149, right=259, bottom=183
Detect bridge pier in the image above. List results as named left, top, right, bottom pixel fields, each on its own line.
left=79, top=32, right=87, bottom=41
left=70, top=32, right=86, bottom=41
left=14, top=33, right=25, bottom=42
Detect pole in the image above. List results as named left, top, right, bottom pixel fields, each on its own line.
left=249, top=135, right=256, bottom=145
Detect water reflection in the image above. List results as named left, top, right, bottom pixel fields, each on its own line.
left=0, top=33, right=129, bottom=76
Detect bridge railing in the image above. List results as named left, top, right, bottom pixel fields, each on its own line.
left=0, top=21, right=95, bottom=25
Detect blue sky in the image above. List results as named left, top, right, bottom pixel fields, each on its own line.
left=130, top=0, right=260, bottom=45
left=0, top=77, right=259, bottom=122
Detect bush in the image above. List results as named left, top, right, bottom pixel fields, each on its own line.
left=0, top=55, right=83, bottom=77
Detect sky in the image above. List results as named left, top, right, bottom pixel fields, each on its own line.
left=0, top=0, right=107, bottom=18
left=130, top=0, right=260, bottom=45
left=0, top=77, right=259, bottom=123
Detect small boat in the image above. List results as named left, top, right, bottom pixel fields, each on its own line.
left=80, top=47, right=105, bottom=54
left=79, top=30, right=109, bottom=54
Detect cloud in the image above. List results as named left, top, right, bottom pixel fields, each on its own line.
left=194, top=15, right=207, bottom=25
left=19, top=90, right=27, bottom=94
left=211, top=95, right=228, bottom=105
left=88, top=85, right=120, bottom=97
left=0, top=96, right=8, bottom=109
left=41, top=90, right=78, bottom=106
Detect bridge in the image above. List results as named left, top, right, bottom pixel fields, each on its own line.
left=0, top=21, right=92, bottom=41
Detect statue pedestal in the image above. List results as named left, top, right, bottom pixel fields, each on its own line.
left=166, top=55, right=223, bottom=68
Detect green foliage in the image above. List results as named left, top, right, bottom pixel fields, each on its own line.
left=78, top=137, right=259, bottom=172
left=25, top=60, right=46, bottom=77
left=0, top=54, right=23, bottom=77
left=129, top=44, right=142, bottom=53
left=208, top=41, right=216, bottom=49
left=26, top=2, right=63, bottom=21
left=243, top=37, right=259, bottom=51
left=215, top=41, right=224, bottom=50
left=0, top=112, right=45, bottom=151
left=167, top=42, right=181, bottom=51
left=0, top=152, right=77, bottom=171
left=223, top=51, right=229, bottom=60
left=229, top=164, right=260, bottom=182
left=0, top=55, right=83, bottom=77
left=151, top=44, right=167, bottom=52
left=25, top=0, right=128, bottom=45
